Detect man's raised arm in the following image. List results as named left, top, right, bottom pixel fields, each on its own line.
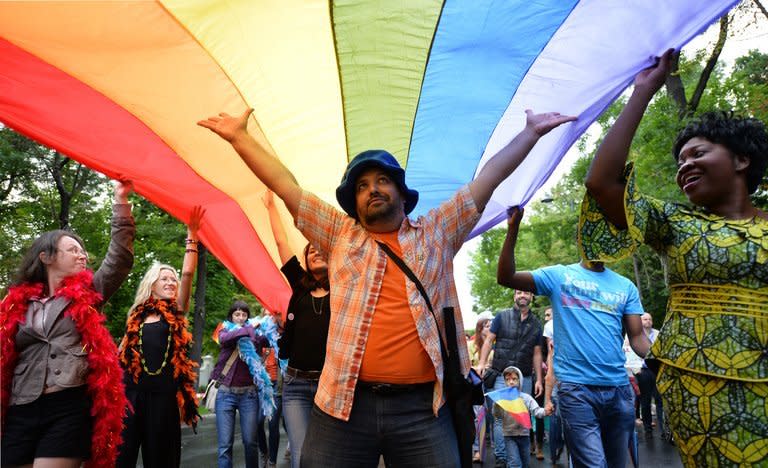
left=198, top=109, right=302, bottom=217
left=468, top=110, right=576, bottom=212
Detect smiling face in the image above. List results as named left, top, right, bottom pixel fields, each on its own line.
left=150, top=268, right=179, bottom=300
left=354, top=168, right=405, bottom=227
left=45, top=235, right=88, bottom=278
left=514, top=290, right=533, bottom=309
left=676, top=137, right=749, bottom=207
left=305, top=244, right=328, bottom=278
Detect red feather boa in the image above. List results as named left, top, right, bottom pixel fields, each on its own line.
left=0, top=270, right=127, bottom=468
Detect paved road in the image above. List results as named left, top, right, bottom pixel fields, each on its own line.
left=163, top=415, right=682, bottom=467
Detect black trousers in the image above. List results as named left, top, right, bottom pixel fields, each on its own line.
left=636, top=367, right=664, bottom=433
left=116, top=389, right=181, bottom=468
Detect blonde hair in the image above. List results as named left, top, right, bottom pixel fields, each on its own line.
left=128, top=262, right=179, bottom=316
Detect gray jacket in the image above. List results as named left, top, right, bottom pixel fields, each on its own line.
left=11, top=204, right=134, bottom=405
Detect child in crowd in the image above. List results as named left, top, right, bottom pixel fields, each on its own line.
left=492, top=366, right=547, bottom=468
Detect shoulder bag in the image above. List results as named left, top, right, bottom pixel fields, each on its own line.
left=202, top=348, right=240, bottom=411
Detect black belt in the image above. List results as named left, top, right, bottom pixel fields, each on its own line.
left=357, top=381, right=434, bottom=394
left=285, top=366, right=322, bottom=380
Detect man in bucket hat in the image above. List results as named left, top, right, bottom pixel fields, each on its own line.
left=199, top=108, right=575, bottom=467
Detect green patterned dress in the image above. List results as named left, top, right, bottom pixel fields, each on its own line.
left=579, top=164, right=768, bottom=468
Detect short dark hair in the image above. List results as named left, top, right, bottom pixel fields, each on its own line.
left=13, top=230, right=86, bottom=287
left=672, top=111, right=768, bottom=194
left=227, top=300, right=251, bottom=321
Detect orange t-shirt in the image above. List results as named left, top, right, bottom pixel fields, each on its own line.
left=358, top=231, right=436, bottom=384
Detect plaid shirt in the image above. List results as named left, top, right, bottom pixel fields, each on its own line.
left=296, top=186, right=480, bottom=421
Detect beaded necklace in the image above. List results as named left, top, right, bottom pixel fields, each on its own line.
left=138, top=319, right=172, bottom=376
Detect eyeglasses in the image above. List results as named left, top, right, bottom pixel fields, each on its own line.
left=57, top=246, right=89, bottom=260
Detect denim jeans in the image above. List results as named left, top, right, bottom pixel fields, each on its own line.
left=257, top=380, right=282, bottom=464
left=557, top=382, right=635, bottom=468
left=504, top=435, right=530, bottom=468
left=300, top=384, right=459, bottom=467
left=548, top=386, right=565, bottom=462
left=489, top=373, right=532, bottom=462
left=282, top=375, right=318, bottom=468
left=215, top=387, right=260, bottom=468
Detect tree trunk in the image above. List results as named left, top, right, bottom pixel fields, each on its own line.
left=191, top=243, right=207, bottom=387
left=49, top=154, right=72, bottom=229
left=688, top=16, right=729, bottom=116
left=666, top=53, right=687, bottom=116
left=754, top=0, right=768, bottom=21
left=632, top=255, right=643, bottom=302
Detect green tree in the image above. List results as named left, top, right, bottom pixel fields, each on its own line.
left=0, top=127, right=112, bottom=287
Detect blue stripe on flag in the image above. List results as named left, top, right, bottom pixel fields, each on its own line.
left=406, top=0, right=578, bottom=216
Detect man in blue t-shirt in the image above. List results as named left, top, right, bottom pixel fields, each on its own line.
left=496, top=207, right=650, bottom=468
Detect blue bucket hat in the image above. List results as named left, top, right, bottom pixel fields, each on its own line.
left=336, top=149, right=419, bottom=219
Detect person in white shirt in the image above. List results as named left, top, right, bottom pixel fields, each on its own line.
left=627, top=313, right=663, bottom=438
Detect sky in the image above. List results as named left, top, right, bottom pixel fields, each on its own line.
left=454, top=10, right=768, bottom=329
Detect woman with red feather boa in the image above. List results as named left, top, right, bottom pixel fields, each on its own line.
left=116, top=206, right=204, bottom=468
left=0, top=181, right=135, bottom=468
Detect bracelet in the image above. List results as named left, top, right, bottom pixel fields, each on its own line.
left=185, top=249, right=198, bottom=254
left=185, top=239, right=198, bottom=244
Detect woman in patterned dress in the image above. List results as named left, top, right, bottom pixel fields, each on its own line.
left=581, top=49, right=768, bottom=467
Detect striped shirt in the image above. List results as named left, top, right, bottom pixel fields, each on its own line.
left=296, top=186, right=480, bottom=421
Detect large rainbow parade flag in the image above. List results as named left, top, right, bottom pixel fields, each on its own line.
left=0, top=1, right=738, bottom=307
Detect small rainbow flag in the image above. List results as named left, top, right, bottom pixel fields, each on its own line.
left=475, top=405, right=488, bottom=460
left=487, top=387, right=531, bottom=429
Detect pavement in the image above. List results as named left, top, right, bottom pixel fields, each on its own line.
left=151, top=415, right=683, bottom=467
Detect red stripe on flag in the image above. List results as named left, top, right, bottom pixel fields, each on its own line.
left=0, top=38, right=289, bottom=314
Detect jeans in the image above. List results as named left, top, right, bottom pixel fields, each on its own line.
left=300, top=384, right=459, bottom=467
left=257, top=381, right=282, bottom=464
left=557, top=382, right=635, bottom=468
left=636, top=368, right=664, bottom=434
left=215, top=387, right=260, bottom=468
left=548, top=387, right=565, bottom=462
left=282, top=375, right=318, bottom=468
left=504, top=435, right=530, bottom=468
left=489, top=374, right=532, bottom=462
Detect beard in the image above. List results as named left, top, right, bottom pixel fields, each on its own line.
left=515, top=297, right=530, bottom=308
left=361, top=197, right=398, bottom=225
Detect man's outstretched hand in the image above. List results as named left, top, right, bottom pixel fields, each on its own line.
left=197, top=108, right=253, bottom=143
left=525, top=110, right=577, bottom=137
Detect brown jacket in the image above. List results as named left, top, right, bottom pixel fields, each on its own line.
left=11, top=204, right=134, bottom=405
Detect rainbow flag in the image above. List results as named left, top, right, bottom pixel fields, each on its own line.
left=211, top=322, right=224, bottom=345
left=475, top=405, right=488, bottom=460
left=0, top=2, right=737, bottom=315
left=487, top=387, right=531, bottom=430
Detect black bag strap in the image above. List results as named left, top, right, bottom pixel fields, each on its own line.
left=375, top=241, right=450, bottom=356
